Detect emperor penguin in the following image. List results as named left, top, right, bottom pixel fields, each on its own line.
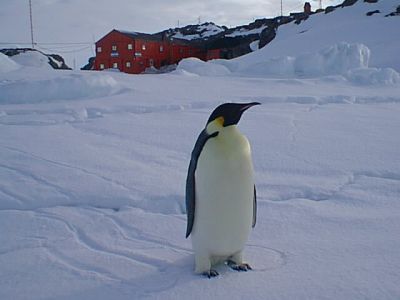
left=185, top=102, right=260, bottom=278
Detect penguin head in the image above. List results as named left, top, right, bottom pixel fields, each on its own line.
left=206, top=102, right=260, bottom=134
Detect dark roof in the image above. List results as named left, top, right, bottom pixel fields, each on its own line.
left=116, top=29, right=193, bottom=46
left=117, top=30, right=164, bottom=42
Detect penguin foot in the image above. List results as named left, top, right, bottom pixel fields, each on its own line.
left=203, top=269, right=219, bottom=278
left=227, top=260, right=252, bottom=272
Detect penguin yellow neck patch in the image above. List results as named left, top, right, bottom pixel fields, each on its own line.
left=206, top=116, right=225, bottom=135
left=215, top=116, right=224, bottom=127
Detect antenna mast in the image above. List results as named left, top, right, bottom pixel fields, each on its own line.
left=29, top=0, right=35, bottom=48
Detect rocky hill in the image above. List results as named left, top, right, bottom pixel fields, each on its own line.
left=0, top=48, right=71, bottom=70
left=157, top=7, right=310, bottom=59
left=156, top=0, right=399, bottom=60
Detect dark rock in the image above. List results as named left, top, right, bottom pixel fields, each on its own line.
left=366, top=10, right=380, bottom=16
left=364, top=0, right=378, bottom=3
left=81, top=57, right=95, bottom=70
left=259, top=27, right=277, bottom=48
left=325, top=6, right=336, bottom=14
left=342, top=0, right=358, bottom=7
left=47, top=54, right=70, bottom=69
left=385, top=5, right=400, bottom=17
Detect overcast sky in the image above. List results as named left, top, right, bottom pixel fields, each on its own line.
left=0, top=0, right=342, bottom=67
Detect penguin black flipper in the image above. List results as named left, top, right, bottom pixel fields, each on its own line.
left=185, top=129, right=219, bottom=238
left=252, top=185, right=257, bottom=228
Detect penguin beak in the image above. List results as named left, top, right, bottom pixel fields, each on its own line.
left=239, top=102, right=261, bottom=112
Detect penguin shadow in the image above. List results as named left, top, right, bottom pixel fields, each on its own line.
left=116, top=244, right=286, bottom=297
left=245, top=244, right=288, bottom=272
left=115, top=254, right=200, bottom=297
left=47, top=246, right=288, bottom=299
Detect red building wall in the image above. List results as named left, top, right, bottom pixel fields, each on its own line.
left=206, top=49, right=221, bottom=60
left=94, top=29, right=220, bottom=74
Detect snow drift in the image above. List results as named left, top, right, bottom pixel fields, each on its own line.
left=0, top=72, right=127, bottom=104
left=175, top=57, right=231, bottom=76
left=9, top=51, right=54, bottom=69
left=177, top=42, right=400, bottom=85
left=0, top=53, right=20, bottom=73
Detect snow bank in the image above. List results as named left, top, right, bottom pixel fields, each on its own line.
left=347, top=67, right=400, bottom=85
left=175, top=57, right=231, bottom=76
left=217, top=42, right=399, bottom=85
left=0, top=53, right=20, bottom=73
left=175, top=43, right=399, bottom=85
left=9, top=50, right=53, bottom=69
left=238, top=42, right=371, bottom=77
left=0, top=72, right=126, bottom=104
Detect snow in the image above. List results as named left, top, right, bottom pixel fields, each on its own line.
left=225, top=25, right=267, bottom=37
left=178, top=42, right=400, bottom=85
left=171, top=23, right=225, bottom=40
left=0, top=70, right=127, bottom=104
left=9, top=51, right=53, bottom=69
left=0, top=53, right=20, bottom=73
left=1, top=55, right=400, bottom=300
left=232, top=0, right=400, bottom=71
left=249, top=40, right=260, bottom=51
left=175, top=57, right=231, bottom=76
left=1, top=1, right=400, bottom=299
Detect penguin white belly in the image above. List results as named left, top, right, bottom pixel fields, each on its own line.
left=192, top=127, right=254, bottom=260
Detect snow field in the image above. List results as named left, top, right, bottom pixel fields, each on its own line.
left=1, top=1, right=400, bottom=298
left=1, top=62, right=400, bottom=299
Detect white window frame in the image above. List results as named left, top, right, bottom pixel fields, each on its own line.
left=126, top=61, right=131, bottom=68
left=128, top=43, right=133, bottom=50
left=142, top=44, right=146, bottom=50
left=113, top=62, right=118, bottom=69
left=159, top=45, right=164, bottom=52
left=112, top=45, right=117, bottom=51
left=99, top=63, right=105, bottom=69
left=97, top=46, right=102, bottom=53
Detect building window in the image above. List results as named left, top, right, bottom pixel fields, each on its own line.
left=149, top=59, right=154, bottom=67
left=126, top=61, right=131, bottom=68
left=113, top=62, right=118, bottom=69
left=111, top=52, right=119, bottom=57
left=135, top=52, right=142, bottom=57
left=99, top=63, right=105, bottom=69
left=112, top=45, right=117, bottom=51
left=142, top=44, right=146, bottom=50
left=128, top=44, right=133, bottom=50
left=97, top=47, right=102, bottom=53
left=160, top=45, right=164, bottom=52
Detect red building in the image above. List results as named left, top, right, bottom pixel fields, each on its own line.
left=94, top=29, right=220, bottom=74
